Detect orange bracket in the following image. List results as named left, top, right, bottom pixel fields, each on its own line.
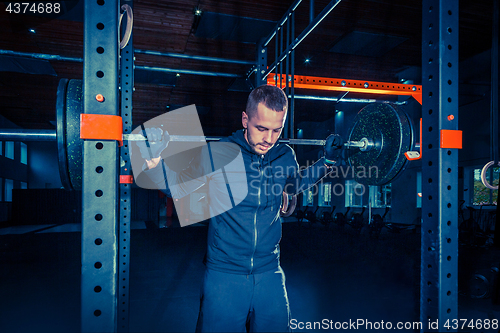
left=441, top=130, right=462, bottom=149
left=268, top=74, right=423, bottom=105
left=80, top=114, right=123, bottom=146
left=120, top=175, right=134, bottom=184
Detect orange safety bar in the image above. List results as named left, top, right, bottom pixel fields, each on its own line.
left=120, top=175, right=134, bottom=184
left=441, top=129, right=462, bottom=149
left=80, top=114, right=123, bottom=146
left=267, top=74, right=422, bottom=105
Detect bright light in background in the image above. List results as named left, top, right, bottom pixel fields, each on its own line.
left=29, top=29, right=36, bottom=34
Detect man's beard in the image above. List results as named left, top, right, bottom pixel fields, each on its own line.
left=246, top=129, right=272, bottom=155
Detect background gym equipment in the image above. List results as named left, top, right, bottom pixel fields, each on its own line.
left=319, top=206, right=336, bottom=229
left=295, top=206, right=306, bottom=226
left=348, top=207, right=365, bottom=233
left=368, top=206, right=390, bottom=236
left=333, top=207, right=350, bottom=228
left=304, top=206, right=320, bottom=224
left=0, top=79, right=417, bottom=192
left=469, top=267, right=499, bottom=299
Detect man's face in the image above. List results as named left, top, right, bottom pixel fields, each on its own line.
left=242, top=102, right=287, bottom=155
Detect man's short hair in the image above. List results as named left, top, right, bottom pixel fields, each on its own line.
left=245, top=85, right=288, bottom=119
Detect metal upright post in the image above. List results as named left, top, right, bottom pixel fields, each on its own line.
left=81, top=0, right=120, bottom=331
left=284, top=17, right=290, bottom=138
left=255, top=43, right=267, bottom=87
left=118, top=1, right=134, bottom=331
left=421, top=0, right=459, bottom=331
left=290, top=11, right=295, bottom=139
left=255, top=41, right=267, bottom=87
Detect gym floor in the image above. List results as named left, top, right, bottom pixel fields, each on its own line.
left=0, top=220, right=499, bottom=333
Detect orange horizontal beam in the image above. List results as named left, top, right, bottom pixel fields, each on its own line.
left=268, top=74, right=422, bottom=105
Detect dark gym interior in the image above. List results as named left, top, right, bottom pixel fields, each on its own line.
left=1, top=0, right=500, bottom=332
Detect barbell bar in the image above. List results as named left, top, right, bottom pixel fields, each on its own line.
left=1, top=78, right=415, bottom=190
left=0, top=129, right=369, bottom=149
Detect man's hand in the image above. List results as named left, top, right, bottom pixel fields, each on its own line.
left=146, top=157, right=162, bottom=169
left=136, top=127, right=170, bottom=161
left=324, top=134, right=344, bottom=166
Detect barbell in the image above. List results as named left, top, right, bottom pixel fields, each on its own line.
left=0, top=78, right=415, bottom=190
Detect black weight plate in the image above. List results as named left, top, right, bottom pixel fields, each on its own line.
left=57, top=79, right=72, bottom=191
left=347, top=103, right=413, bottom=186
left=66, top=79, right=83, bottom=190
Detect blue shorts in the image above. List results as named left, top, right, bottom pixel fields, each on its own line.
left=195, top=266, right=291, bottom=332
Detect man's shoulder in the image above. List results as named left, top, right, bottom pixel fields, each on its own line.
left=274, top=143, right=296, bottom=156
left=271, top=143, right=297, bottom=165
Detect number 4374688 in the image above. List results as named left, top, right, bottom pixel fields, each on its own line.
left=5, top=3, right=61, bottom=14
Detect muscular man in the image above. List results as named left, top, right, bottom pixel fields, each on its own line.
left=138, top=84, right=342, bottom=332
